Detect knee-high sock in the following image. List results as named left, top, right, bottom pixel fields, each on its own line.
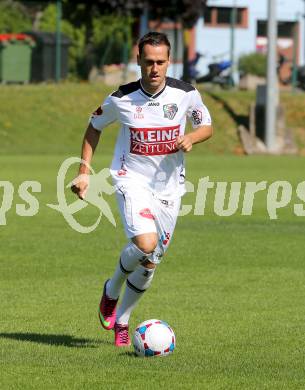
left=107, top=242, right=150, bottom=299
left=116, top=265, right=155, bottom=325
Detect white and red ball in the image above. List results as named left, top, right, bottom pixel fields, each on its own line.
left=133, top=319, right=175, bottom=357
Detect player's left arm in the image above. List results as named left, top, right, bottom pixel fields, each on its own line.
left=176, top=124, right=213, bottom=152
left=176, top=89, right=213, bottom=153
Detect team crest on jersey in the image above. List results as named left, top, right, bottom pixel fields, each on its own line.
left=163, top=103, right=178, bottom=120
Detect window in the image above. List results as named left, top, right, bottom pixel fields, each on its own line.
left=204, top=7, right=248, bottom=28
left=217, top=8, right=232, bottom=24
left=204, top=7, right=212, bottom=24
left=278, top=22, right=295, bottom=38
left=257, top=21, right=267, bottom=36
left=257, top=20, right=296, bottom=38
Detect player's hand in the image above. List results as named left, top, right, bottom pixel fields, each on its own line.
left=71, top=174, right=89, bottom=200
left=175, top=135, right=193, bottom=152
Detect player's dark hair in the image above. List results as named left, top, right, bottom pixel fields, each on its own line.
left=138, top=32, right=171, bottom=57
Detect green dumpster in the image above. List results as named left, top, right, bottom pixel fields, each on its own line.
left=0, top=33, right=35, bottom=83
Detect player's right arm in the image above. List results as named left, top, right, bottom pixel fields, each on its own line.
left=71, top=95, right=118, bottom=200
left=71, top=123, right=101, bottom=200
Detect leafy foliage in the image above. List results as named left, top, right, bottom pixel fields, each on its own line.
left=238, top=52, right=267, bottom=77
left=150, top=0, right=207, bottom=28
left=39, top=4, right=86, bottom=77
left=3, top=0, right=207, bottom=78
left=0, top=0, right=31, bottom=32
left=58, top=2, right=134, bottom=76
left=95, top=0, right=207, bottom=28
left=92, top=14, right=133, bottom=66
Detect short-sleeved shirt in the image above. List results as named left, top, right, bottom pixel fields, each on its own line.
left=90, top=77, right=212, bottom=199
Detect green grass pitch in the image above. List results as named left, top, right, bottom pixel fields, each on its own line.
left=1, top=84, right=305, bottom=389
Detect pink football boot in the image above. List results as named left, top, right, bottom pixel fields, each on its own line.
left=114, top=323, right=131, bottom=347
left=98, top=279, right=118, bottom=330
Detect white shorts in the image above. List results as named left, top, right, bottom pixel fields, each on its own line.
left=115, top=183, right=181, bottom=263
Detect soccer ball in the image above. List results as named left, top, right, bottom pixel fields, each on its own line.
left=133, top=319, right=175, bottom=357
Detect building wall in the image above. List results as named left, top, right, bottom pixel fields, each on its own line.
left=195, top=0, right=305, bottom=77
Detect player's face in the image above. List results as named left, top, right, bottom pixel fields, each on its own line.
left=137, top=44, right=170, bottom=94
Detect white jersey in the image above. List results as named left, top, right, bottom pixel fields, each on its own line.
left=90, top=77, right=212, bottom=199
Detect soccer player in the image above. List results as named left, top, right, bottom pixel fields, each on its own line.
left=71, top=32, right=213, bottom=346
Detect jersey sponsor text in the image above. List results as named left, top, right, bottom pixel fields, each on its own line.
left=130, top=125, right=180, bottom=156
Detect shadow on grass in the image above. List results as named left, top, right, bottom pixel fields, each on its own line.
left=0, top=332, right=111, bottom=348
left=207, top=91, right=250, bottom=129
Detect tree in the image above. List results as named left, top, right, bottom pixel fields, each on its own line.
left=12, top=0, right=207, bottom=79
left=39, top=4, right=86, bottom=77
left=63, top=0, right=207, bottom=79
left=61, top=1, right=134, bottom=77
left=0, top=0, right=31, bottom=32
left=101, top=0, right=208, bottom=81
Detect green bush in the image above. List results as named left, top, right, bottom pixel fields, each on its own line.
left=238, top=52, right=267, bottom=77
left=92, top=14, right=133, bottom=66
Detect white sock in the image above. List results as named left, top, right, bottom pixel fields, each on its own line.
left=107, top=242, right=151, bottom=299
left=116, top=265, right=155, bottom=325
